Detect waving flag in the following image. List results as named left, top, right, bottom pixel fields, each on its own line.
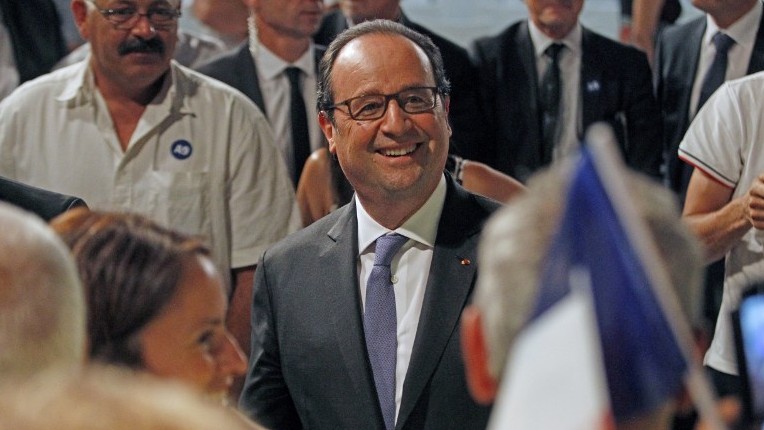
left=489, top=125, right=722, bottom=430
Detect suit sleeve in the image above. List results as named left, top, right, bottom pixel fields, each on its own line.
left=238, top=253, right=302, bottom=430
left=622, top=49, right=663, bottom=179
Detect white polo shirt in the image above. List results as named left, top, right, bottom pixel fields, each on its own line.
left=0, top=59, right=301, bottom=281
left=679, top=72, right=764, bottom=375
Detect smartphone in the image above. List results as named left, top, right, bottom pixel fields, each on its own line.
left=732, top=282, right=764, bottom=425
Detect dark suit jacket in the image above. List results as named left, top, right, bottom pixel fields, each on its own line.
left=0, top=176, right=86, bottom=221
left=0, top=0, right=67, bottom=83
left=195, top=43, right=326, bottom=117
left=239, top=175, right=496, bottom=430
left=655, top=14, right=764, bottom=198
left=472, top=21, right=662, bottom=182
left=313, top=10, right=484, bottom=158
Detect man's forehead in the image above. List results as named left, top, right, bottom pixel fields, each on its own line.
left=335, top=33, right=427, bottom=67
left=93, top=0, right=181, bottom=7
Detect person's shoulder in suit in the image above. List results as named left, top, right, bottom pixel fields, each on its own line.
left=0, top=177, right=87, bottom=222
left=261, top=202, right=350, bottom=262
left=661, top=15, right=705, bottom=42
left=194, top=43, right=250, bottom=85
left=583, top=26, right=650, bottom=70
left=657, top=16, right=705, bottom=57
left=473, top=20, right=526, bottom=55
left=313, top=9, right=347, bottom=47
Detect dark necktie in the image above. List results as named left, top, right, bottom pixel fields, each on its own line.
left=539, top=43, right=565, bottom=165
left=364, top=233, right=408, bottom=430
left=696, top=32, right=735, bottom=112
left=285, top=67, right=311, bottom=186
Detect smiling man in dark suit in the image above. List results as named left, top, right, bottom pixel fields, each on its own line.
left=472, top=0, right=662, bottom=182
left=239, top=20, right=496, bottom=430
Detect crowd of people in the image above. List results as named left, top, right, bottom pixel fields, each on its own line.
left=1, top=0, right=763, bottom=428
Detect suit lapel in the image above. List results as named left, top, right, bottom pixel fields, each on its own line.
left=396, top=180, right=483, bottom=428
left=748, top=13, right=764, bottom=73
left=680, top=20, right=705, bottom=128
left=324, top=202, right=381, bottom=414
left=515, top=22, right=544, bottom=166
left=580, top=28, right=604, bottom=137
left=234, top=44, right=267, bottom=116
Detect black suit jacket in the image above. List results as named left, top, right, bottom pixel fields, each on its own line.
left=472, top=21, right=662, bottom=182
left=195, top=43, right=326, bottom=116
left=313, top=10, right=484, bottom=157
left=0, top=176, right=86, bottom=221
left=240, top=175, right=496, bottom=430
left=0, top=0, right=66, bottom=84
left=655, top=14, right=764, bottom=198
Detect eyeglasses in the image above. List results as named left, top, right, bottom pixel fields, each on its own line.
left=89, top=2, right=181, bottom=30
left=327, top=87, right=440, bottom=121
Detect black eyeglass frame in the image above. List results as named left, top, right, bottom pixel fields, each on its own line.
left=326, top=86, right=441, bottom=121
left=89, top=1, right=181, bottom=30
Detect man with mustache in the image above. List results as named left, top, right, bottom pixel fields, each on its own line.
left=0, top=0, right=301, bottom=361
left=472, top=0, right=663, bottom=183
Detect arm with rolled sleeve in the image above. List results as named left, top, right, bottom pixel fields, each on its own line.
left=225, top=96, right=301, bottom=360
left=679, top=82, right=761, bottom=262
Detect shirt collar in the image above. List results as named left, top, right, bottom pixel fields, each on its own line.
left=705, top=0, right=762, bottom=50
left=528, top=19, right=582, bottom=58
left=56, top=58, right=94, bottom=105
left=253, top=41, right=316, bottom=81
left=56, top=57, right=183, bottom=113
left=356, top=174, right=447, bottom=253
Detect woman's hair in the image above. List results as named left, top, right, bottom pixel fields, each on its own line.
left=50, top=209, right=209, bottom=368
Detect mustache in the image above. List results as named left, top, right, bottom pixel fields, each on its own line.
left=118, top=37, right=165, bottom=56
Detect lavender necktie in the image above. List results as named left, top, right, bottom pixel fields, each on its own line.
left=364, top=233, right=408, bottom=430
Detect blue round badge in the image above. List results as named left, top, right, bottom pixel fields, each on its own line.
left=171, top=140, right=193, bottom=160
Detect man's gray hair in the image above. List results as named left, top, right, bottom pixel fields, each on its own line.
left=473, top=161, right=704, bottom=379
left=0, top=203, right=85, bottom=378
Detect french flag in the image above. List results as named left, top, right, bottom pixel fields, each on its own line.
left=488, top=126, right=722, bottom=430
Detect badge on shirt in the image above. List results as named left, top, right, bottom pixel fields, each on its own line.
left=171, top=140, right=193, bottom=160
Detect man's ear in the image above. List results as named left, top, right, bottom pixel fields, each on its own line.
left=442, top=95, right=452, bottom=137
left=318, top=111, right=337, bottom=155
left=461, top=306, right=498, bottom=404
left=71, top=0, right=91, bottom=40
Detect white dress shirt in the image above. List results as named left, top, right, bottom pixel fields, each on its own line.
left=356, top=175, right=447, bottom=423
left=529, top=21, right=583, bottom=161
left=252, top=43, right=323, bottom=181
left=689, top=0, right=762, bottom=118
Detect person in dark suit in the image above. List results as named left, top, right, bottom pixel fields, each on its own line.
left=655, top=0, right=763, bottom=389
left=0, top=176, right=86, bottom=222
left=312, top=0, right=483, bottom=159
left=239, top=20, right=496, bottom=430
left=196, top=0, right=326, bottom=185
left=472, top=0, right=662, bottom=183
left=0, top=0, right=67, bottom=100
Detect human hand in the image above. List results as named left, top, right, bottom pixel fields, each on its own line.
left=746, top=175, right=764, bottom=231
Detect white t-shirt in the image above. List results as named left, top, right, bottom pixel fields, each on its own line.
left=0, top=59, right=301, bottom=283
left=679, top=71, right=764, bottom=375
